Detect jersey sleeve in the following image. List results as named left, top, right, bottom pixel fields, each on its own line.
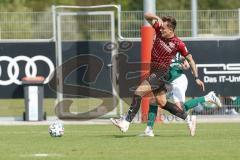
left=178, top=41, right=189, bottom=57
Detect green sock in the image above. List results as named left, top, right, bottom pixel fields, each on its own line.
left=147, top=104, right=158, bottom=128
left=184, top=97, right=205, bottom=111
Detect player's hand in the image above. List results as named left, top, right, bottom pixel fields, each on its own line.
left=157, top=18, right=163, bottom=26
left=181, top=60, right=190, bottom=70
left=195, top=79, right=205, bottom=91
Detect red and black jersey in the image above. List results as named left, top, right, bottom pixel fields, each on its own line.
left=150, top=22, right=189, bottom=74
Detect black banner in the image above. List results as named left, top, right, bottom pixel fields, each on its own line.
left=0, top=42, right=55, bottom=98
left=119, top=39, right=240, bottom=97
left=184, top=39, right=240, bottom=96
left=0, top=39, right=239, bottom=98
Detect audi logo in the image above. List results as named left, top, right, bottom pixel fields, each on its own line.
left=0, top=55, right=55, bottom=85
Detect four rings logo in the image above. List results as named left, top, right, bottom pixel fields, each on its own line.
left=0, top=55, right=55, bottom=85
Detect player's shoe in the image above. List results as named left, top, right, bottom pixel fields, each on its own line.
left=187, top=115, right=196, bottom=136
left=110, top=117, right=130, bottom=133
left=205, top=91, right=222, bottom=107
left=144, top=126, right=155, bottom=137
left=139, top=126, right=155, bottom=137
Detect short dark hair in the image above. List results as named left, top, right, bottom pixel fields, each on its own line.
left=161, top=16, right=177, bottom=30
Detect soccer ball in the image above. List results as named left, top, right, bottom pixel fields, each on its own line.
left=48, top=121, right=64, bottom=137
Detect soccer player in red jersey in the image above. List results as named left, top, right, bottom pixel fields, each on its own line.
left=110, top=13, right=205, bottom=133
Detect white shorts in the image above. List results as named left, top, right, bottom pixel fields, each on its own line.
left=166, top=74, right=188, bottom=103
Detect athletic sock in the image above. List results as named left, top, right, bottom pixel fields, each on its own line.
left=184, top=115, right=195, bottom=128
left=184, top=97, right=205, bottom=111
left=163, top=102, right=188, bottom=120
left=147, top=104, right=158, bottom=128
left=125, top=94, right=142, bottom=122
left=185, top=115, right=191, bottom=123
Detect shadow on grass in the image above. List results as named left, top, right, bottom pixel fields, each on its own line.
left=153, top=134, right=189, bottom=138
left=113, top=134, right=138, bottom=138
left=89, top=133, right=189, bottom=138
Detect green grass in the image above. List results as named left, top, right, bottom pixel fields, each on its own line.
left=0, top=123, right=239, bottom=160
left=0, top=99, right=56, bottom=116
left=0, top=98, right=119, bottom=116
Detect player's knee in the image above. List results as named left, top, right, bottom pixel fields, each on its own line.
left=156, top=96, right=167, bottom=107
left=134, top=81, right=151, bottom=96
left=134, top=88, right=145, bottom=97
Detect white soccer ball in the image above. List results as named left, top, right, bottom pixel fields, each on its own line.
left=48, top=121, right=64, bottom=137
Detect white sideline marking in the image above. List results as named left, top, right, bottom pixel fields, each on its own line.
left=34, top=154, right=49, bottom=157
left=20, top=153, right=63, bottom=157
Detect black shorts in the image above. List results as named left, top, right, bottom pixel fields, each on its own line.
left=146, top=68, right=169, bottom=94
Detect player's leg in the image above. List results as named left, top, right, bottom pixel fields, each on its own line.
left=110, top=80, right=151, bottom=132
left=143, top=75, right=188, bottom=136
left=125, top=80, right=152, bottom=122
left=162, top=75, right=188, bottom=119
left=143, top=76, right=200, bottom=136
left=142, top=91, right=161, bottom=137
left=184, top=91, right=222, bottom=111
left=147, top=103, right=158, bottom=128
left=184, top=97, right=205, bottom=111
left=155, top=88, right=188, bottom=121
left=142, top=89, right=169, bottom=137
left=143, top=101, right=158, bottom=137
left=110, top=72, right=160, bottom=132
left=169, top=74, right=197, bottom=136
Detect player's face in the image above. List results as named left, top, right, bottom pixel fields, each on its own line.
left=160, top=22, right=174, bottom=38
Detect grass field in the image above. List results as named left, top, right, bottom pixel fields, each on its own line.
left=0, top=123, right=239, bottom=160
left=0, top=98, right=117, bottom=116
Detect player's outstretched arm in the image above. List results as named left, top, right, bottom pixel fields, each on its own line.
left=144, top=13, right=162, bottom=26
left=185, top=54, right=205, bottom=91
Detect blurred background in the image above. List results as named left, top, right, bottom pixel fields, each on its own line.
left=0, top=0, right=239, bottom=121
left=0, top=1, right=239, bottom=160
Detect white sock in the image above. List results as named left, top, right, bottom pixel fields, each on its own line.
left=204, top=95, right=209, bottom=101
left=146, top=126, right=153, bottom=130
left=185, top=115, right=191, bottom=125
